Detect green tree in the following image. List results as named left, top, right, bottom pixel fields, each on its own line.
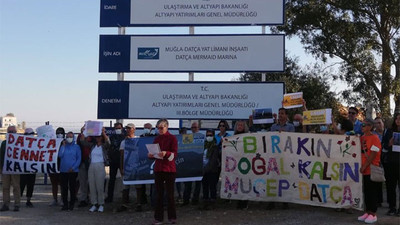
left=238, top=56, right=339, bottom=113
left=274, top=0, right=400, bottom=118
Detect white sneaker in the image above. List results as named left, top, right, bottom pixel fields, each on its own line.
left=98, top=205, right=104, bottom=212
left=89, top=205, right=97, bottom=212
left=364, top=214, right=377, bottom=224
left=358, top=213, right=369, bottom=221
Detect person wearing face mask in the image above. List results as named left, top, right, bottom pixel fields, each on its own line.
left=292, top=100, right=308, bottom=133
left=293, top=114, right=308, bottom=133
left=201, top=129, right=220, bottom=210
left=0, top=126, right=20, bottom=212
left=105, top=122, right=125, bottom=203
left=58, top=132, right=81, bottom=211
left=19, top=128, right=37, bottom=208
left=76, top=126, right=94, bottom=207
left=141, top=123, right=156, bottom=137
left=48, top=127, right=65, bottom=207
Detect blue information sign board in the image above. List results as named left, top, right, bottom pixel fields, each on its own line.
left=100, top=0, right=285, bottom=27
left=99, top=34, right=285, bottom=73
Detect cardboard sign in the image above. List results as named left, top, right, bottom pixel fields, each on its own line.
left=252, top=108, right=274, bottom=124
left=283, top=92, right=303, bottom=109
left=84, top=121, right=103, bottom=137
left=303, top=109, right=332, bottom=125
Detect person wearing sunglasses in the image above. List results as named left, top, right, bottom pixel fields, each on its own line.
left=215, top=120, right=230, bottom=146
left=148, top=119, right=178, bottom=225
left=348, top=107, right=363, bottom=135
left=358, top=118, right=382, bottom=223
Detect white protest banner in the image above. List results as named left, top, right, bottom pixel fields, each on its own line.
left=2, top=134, right=62, bottom=174
left=127, top=82, right=284, bottom=119
left=221, top=132, right=363, bottom=210
left=303, top=109, right=332, bottom=125
left=283, top=92, right=303, bottom=109
left=84, top=121, right=103, bottom=136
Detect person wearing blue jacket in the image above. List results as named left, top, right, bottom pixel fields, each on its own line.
left=58, top=131, right=81, bottom=211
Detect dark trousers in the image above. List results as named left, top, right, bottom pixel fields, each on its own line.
left=183, top=181, right=201, bottom=202
left=377, top=181, right=383, bottom=204
left=385, top=163, right=400, bottom=209
left=60, top=172, right=78, bottom=207
left=154, top=172, right=176, bottom=222
left=49, top=173, right=60, bottom=200
left=202, top=173, right=219, bottom=200
left=107, top=162, right=119, bottom=200
left=363, top=175, right=379, bottom=213
left=20, top=174, right=36, bottom=198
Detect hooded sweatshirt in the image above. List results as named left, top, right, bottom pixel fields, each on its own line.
left=58, top=136, right=81, bottom=173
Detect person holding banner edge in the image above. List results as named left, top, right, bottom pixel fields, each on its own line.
left=19, top=128, right=37, bottom=208
left=148, top=119, right=178, bottom=225
left=234, top=120, right=250, bottom=210
left=0, top=125, right=21, bottom=212
left=267, top=108, right=294, bottom=210
left=48, top=127, right=65, bottom=207
left=201, top=129, right=221, bottom=210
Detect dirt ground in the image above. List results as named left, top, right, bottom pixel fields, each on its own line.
left=0, top=174, right=399, bottom=225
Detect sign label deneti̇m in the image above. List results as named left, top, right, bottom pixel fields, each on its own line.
left=97, top=81, right=285, bottom=120
left=100, top=0, right=284, bottom=27
left=99, top=34, right=285, bottom=73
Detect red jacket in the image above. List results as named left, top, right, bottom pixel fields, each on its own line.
left=153, top=131, right=178, bottom=172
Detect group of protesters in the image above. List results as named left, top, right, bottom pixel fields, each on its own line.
left=0, top=105, right=399, bottom=225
